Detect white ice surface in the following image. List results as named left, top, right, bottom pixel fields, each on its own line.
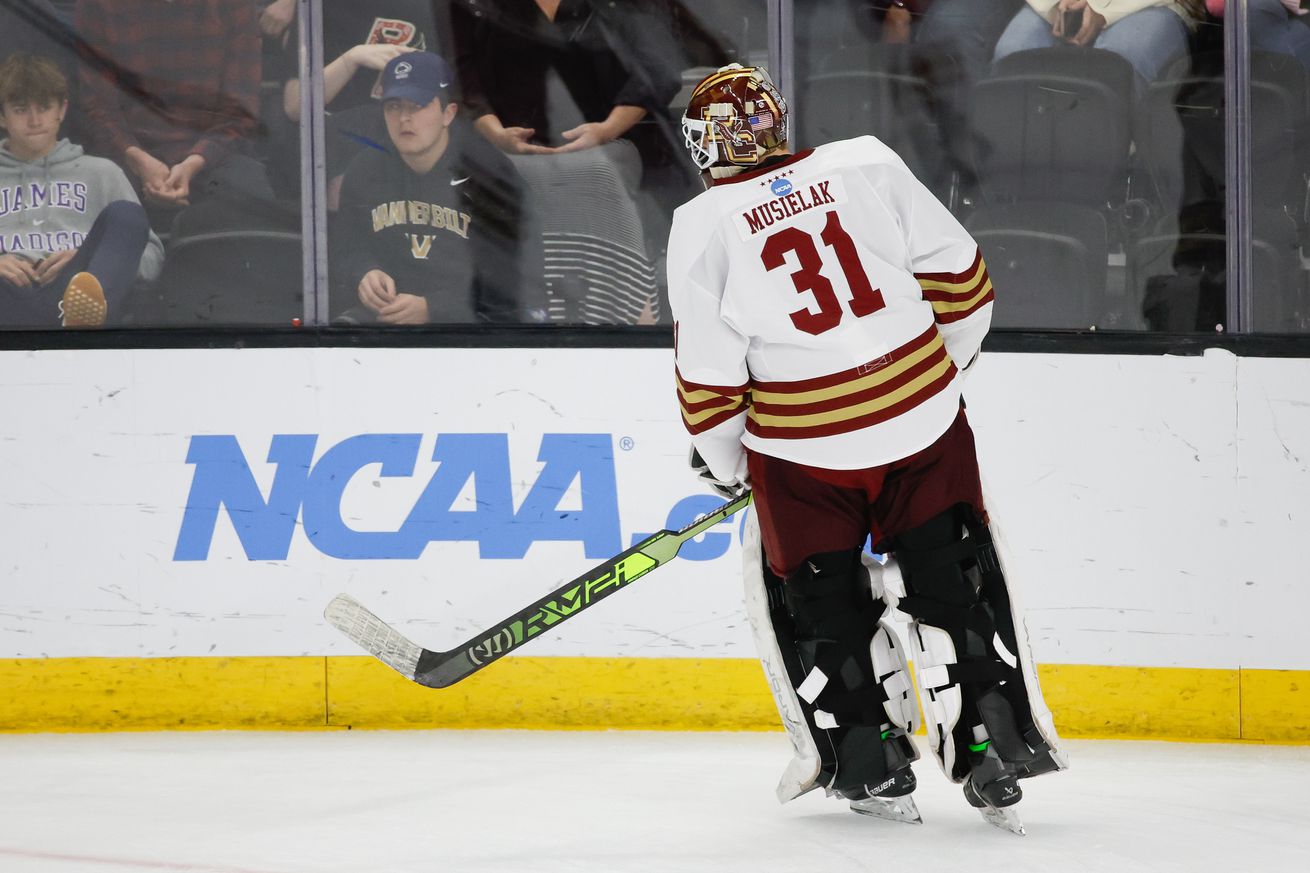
left=1, top=730, right=1307, bottom=873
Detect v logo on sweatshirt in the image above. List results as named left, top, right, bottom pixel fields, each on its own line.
left=408, top=233, right=433, bottom=259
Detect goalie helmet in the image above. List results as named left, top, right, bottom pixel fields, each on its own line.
left=681, top=64, right=789, bottom=171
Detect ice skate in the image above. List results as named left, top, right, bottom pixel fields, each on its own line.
left=843, top=733, right=922, bottom=826
left=963, top=746, right=1025, bottom=835
left=846, top=765, right=922, bottom=824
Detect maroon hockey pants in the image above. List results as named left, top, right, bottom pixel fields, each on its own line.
left=747, top=408, right=986, bottom=578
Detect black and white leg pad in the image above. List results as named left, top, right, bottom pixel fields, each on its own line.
left=742, top=512, right=822, bottom=801
left=742, top=512, right=918, bottom=803
left=889, top=503, right=1068, bottom=784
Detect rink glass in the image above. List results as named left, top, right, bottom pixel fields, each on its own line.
left=0, top=1, right=1303, bottom=336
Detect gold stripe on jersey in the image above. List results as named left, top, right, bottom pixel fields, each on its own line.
left=677, top=369, right=749, bottom=435
left=745, top=326, right=957, bottom=440
left=917, top=249, right=994, bottom=324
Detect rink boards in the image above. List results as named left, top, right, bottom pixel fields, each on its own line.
left=1, top=347, right=1308, bottom=741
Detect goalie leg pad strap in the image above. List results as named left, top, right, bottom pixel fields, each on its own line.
left=892, top=504, right=1067, bottom=784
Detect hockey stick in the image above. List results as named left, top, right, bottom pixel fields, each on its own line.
left=324, top=491, right=752, bottom=688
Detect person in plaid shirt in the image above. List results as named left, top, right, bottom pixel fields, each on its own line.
left=74, top=0, right=273, bottom=208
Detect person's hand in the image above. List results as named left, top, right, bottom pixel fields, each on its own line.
left=1052, top=0, right=1082, bottom=37
left=554, top=121, right=615, bottom=153
left=376, top=292, right=429, bottom=324
left=0, top=254, right=39, bottom=288
left=146, top=154, right=205, bottom=206
left=635, top=298, right=657, bottom=325
left=882, top=5, right=913, bottom=44
left=493, top=126, right=553, bottom=155
left=34, top=249, right=77, bottom=284
left=124, top=146, right=171, bottom=194
left=1053, top=0, right=1104, bottom=45
left=259, top=0, right=296, bottom=39
left=1066, top=2, right=1106, bottom=47
left=347, top=43, right=415, bottom=73
left=358, top=269, right=397, bottom=312
left=688, top=446, right=749, bottom=500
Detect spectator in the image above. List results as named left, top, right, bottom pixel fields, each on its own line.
left=451, top=0, right=679, bottom=161
left=277, top=0, right=442, bottom=207
left=450, top=0, right=690, bottom=221
left=74, top=0, right=273, bottom=210
left=993, top=1, right=1205, bottom=91
left=919, top=0, right=1025, bottom=62
left=914, top=0, right=1026, bottom=199
left=336, top=52, right=529, bottom=325
left=1209, top=1, right=1310, bottom=73
left=0, top=53, right=162, bottom=328
left=451, top=0, right=685, bottom=323
left=258, top=0, right=296, bottom=43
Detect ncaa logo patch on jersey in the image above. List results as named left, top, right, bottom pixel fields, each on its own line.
left=770, top=177, right=793, bottom=197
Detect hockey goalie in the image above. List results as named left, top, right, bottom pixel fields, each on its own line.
left=668, top=64, right=1068, bottom=834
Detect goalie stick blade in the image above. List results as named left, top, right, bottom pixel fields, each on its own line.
left=325, top=492, right=753, bottom=689
left=324, top=594, right=423, bottom=681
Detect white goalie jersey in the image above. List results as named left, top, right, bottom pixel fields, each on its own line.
left=668, top=135, right=994, bottom=480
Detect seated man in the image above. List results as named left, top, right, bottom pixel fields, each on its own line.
left=75, top=0, right=273, bottom=210
left=336, top=52, right=530, bottom=325
left=0, top=53, right=162, bottom=328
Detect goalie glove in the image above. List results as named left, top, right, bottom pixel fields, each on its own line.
left=689, top=446, right=750, bottom=499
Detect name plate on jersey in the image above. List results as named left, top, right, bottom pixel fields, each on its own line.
left=733, top=173, right=848, bottom=241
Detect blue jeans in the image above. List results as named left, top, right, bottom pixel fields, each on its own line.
left=1250, top=0, right=1310, bottom=71
left=0, top=200, right=150, bottom=327
left=918, top=0, right=1027, bottom=75
left=992, top=4, right=1191, bottom=92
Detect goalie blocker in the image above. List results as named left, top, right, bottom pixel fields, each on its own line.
left=742, top=503, right=1066, bottom=819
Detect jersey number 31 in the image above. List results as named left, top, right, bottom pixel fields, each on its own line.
left=760, top=210, right=885, bottom=336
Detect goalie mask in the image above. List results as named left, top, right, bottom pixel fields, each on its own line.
left=682, top=64, right=789, bottom=171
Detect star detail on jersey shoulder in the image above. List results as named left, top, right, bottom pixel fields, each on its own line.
left=759, top=168, right=796, bottom=187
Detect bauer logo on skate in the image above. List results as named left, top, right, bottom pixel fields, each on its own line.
left=173, top=433, right=743, bottom=562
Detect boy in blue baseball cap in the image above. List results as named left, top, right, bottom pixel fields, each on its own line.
left=334, top=52, right=534, bottom=325
left=376, top=52, right=458, bottom=179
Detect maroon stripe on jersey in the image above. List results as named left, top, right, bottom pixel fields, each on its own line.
left=680, top=391, right=749, bottom=434
left=750, top=342, right=952, bottom=417
left=676, top=369, right=750, bottom=396
left=676, top=367, right=750, bottom=435
left=749, top=325, right=940, bottom=393
left=746, top=363, right=957, bottom=440
left=683, top=404, right=749, bottom=435
left=919, top=268, right=989, bottom=304
left=917, top=249, right=994, bottom=324
left=915, top=248, right=984, bottom=285
left=933, top=285, right=994, bottom=324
